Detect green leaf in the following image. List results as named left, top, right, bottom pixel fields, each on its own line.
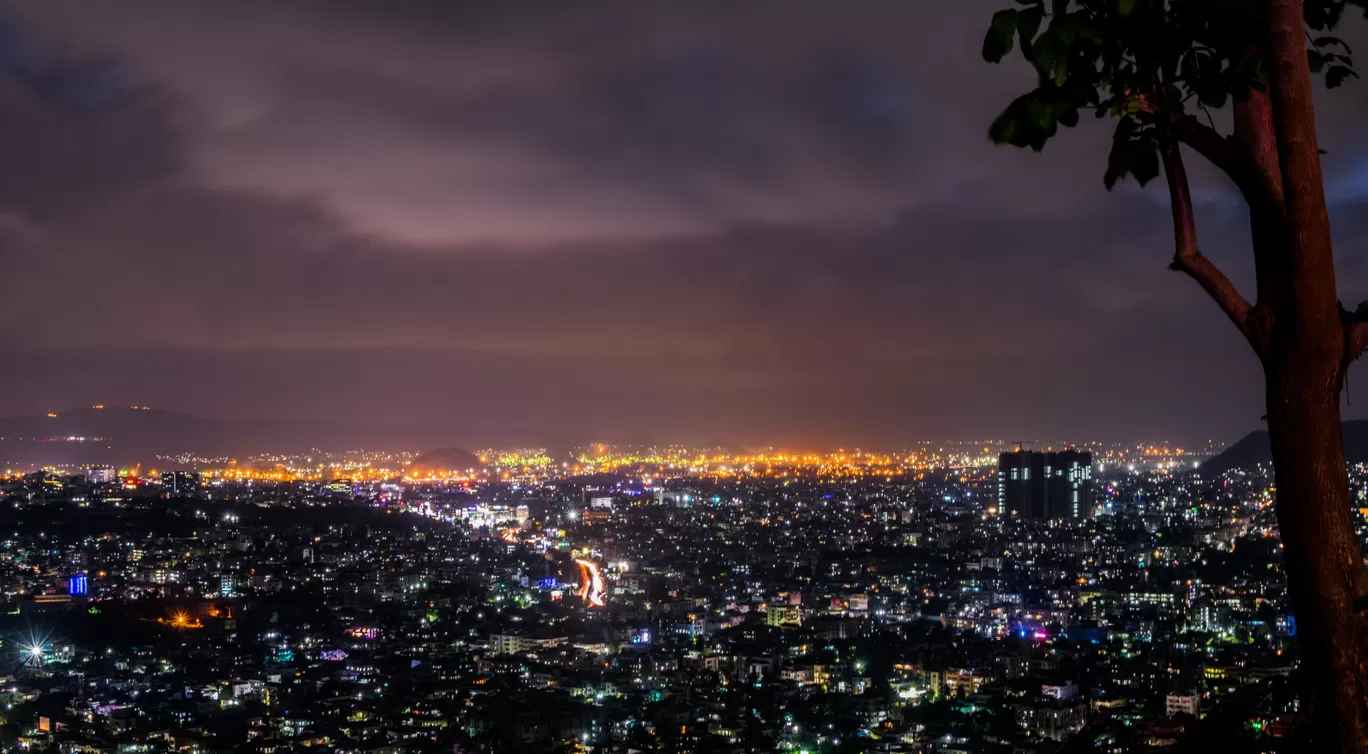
left=1027, top=97, right=1055, bottom=129
left=983, top=9, right=1019, bottom=63
left=1017, top=6, right=1044, bottom=46
left=1305, top=1, right=1346, bottom=31
left=1326, top=64, right=1359, bottom=88
left=1114, top=117, right=1137, bottom=140
left=988, top=92, right=1057, bottom=151
left=1104, top=126, right=1133, bottom=190
left=1107, top=140, right=1159, bottom=188
left=1052, top=14, right=1080, bottom=48
left=1075, top=17, right=1102, bottom=44
left=1130, top=144, right=1160, bottom=186
left=1197, top=87, right=1228, bottom=108
left=1104, top=162, right=1126, bottom=190
left=988, top=102, right=1025, bottom=146
left=1103, top=120, right=1158, bottom=189
left=1315, top=36, right=1352, bottom=54
left=1030, top=32, right=1066, bottom=82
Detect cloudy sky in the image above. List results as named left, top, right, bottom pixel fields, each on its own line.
left=1, top=1, right=1367, bottom=447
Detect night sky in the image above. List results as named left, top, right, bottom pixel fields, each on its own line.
left=3, top=1, right=1368, bottom=447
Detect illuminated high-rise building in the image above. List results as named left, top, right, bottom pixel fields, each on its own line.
left=161, top=471, right=202, bottom=498
left=998, top=450, right=1043, bottom=518
left=1047, top=449, right=1093, bottom=519
left=85, top=466, right=117, bottom=484
left=998, top=449, right=1092, bottom=519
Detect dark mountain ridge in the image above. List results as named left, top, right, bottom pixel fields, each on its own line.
left=1198, top=420, right=1368, bottom=476
left=0, top=406, right=468, bottom=467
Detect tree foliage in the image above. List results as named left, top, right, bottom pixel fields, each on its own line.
left=984, top=0, right=1367, bottom=187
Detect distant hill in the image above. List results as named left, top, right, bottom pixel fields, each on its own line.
left=0, top=406, right=467, bottom=467
left=1199, top=420, right=1368, bottom=476
left=408, top=448, right=483, bottom=475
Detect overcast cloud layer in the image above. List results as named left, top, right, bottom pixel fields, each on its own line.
left=1, top=1, right=1368, bottom=447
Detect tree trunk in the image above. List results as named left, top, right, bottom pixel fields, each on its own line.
left=1232, top=90, right=1285, bottom=314
left=1261, top=4, right=1368, bottom=747
left=1265, top=352, right=1368, bottom=751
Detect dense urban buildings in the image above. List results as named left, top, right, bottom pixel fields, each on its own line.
left=160, top=470, right=203, bottom=498
left=0, top=438, right=1334, bottom=752
left=997, top=449, right=1093, bottom=520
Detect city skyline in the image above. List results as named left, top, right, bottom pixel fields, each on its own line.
left=0, top=2, right=1363, bottom=749
left=3, top=2, right=1368, bottom=443
left=0, top=423, right=1315, bottom=752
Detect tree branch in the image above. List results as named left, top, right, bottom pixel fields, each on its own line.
left=1171, top=114, right=1285, bottom=219
left=1163, top=144, right=1260, bottom=354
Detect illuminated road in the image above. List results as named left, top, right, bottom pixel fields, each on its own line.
left=574, top=558, right=606, bottom=607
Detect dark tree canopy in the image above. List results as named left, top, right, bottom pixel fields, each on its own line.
left=984, top=0, right=1366, bottom=186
